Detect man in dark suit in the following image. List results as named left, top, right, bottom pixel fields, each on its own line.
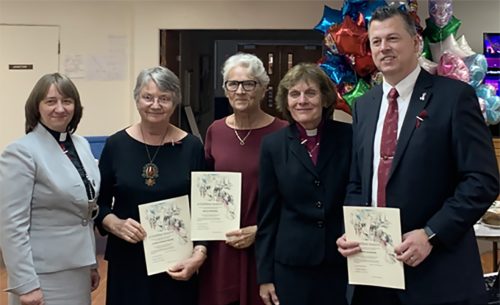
left=336, top=6, right=499, bottom=305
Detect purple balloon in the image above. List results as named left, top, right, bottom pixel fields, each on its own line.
left=429, top=0, right=453, bottom=28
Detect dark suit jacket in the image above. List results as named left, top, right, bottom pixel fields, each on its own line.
left=348, top=69, right=499, bottom=304
left=256, top=119, right=352, bottom=284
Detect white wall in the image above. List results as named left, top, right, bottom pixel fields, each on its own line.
left=0, top=0, right=499, bottom=265
left=0, top=1, right=134, bottom=140
left=0, top=0, right=499, bottom=138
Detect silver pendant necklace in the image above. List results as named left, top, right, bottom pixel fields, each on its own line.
left=234, top=129, right=252, bottom=146
left=307, top=141, right=320, bottom=158
left=300, top=138, right=320, bottom=158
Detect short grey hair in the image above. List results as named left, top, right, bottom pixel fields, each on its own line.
left=133, top=66, right=181, bottom=105
left=221, top=53, right=270, bottom=89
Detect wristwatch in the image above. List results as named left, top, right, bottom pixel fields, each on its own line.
left=423, top=226, right=439, bottom=247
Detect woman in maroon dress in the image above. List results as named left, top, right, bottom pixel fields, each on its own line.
left=198, top=53, right=287, bottom=305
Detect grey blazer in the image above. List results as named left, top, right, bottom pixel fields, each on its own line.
left=0, top=123, right=101, bottom=295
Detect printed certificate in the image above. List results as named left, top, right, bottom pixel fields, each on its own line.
left=191, top=172, right=241, bottom=240
left=138, top=195, right=193, bottom=276
left=343, top=206, right=405, bottom=289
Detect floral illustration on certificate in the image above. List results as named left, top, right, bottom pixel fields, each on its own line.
left=196, top=173, right=237, bottom=220
left=349, top=208, right=397, bottom=263
left=143, top=201, right=189, bottom=244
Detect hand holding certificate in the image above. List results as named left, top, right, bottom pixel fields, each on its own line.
left=138, top=195, right=193, bottom=276
left=191, top=172, right=242, bottom=241
left=343, top=206, right=405, bottom=289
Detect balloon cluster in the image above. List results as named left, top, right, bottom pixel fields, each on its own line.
left=420, top=0, right=500, bottom=125
left=314, top=0, right=500, bottom=125
left=314, top=0, right=388, bottom=115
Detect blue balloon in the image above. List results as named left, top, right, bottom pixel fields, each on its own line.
left=463, top=54, right=488, bottom=88
left=485, top=95, right=500, bottom=125
left=320, top=51, right=357, bottom=85
left=476, top=84, right=500, bottom=125
left=341, top=0, right=387, bottom=25
left=314, top=5, right=343, bottom=34
left=361, top=0, right=388, bottom=23
left=476, top=83, right=495, bottom=100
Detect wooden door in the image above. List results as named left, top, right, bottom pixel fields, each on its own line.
left=159, top=30, right=180, bottom=126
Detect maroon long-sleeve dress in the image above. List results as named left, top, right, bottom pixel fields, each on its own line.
left=198, top=117, right=287, bottom=305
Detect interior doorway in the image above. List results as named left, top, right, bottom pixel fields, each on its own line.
left=159, top=30, right=323, bottom=139
left=237, top=43, right=322, bottom=118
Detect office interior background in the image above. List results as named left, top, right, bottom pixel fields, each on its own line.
left=0, top=0, right=499, bottom=301
left=1, top=0, right=499, bottom=150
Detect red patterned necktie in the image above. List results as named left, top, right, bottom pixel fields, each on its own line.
left=377, top=88, right=399, bottom=207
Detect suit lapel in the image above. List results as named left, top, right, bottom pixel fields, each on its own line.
left=287, top=125, right=318, bottom=177
left=73, top=135, right=100, bottom=189
left=363, top=86, right=383, bottom=188
left=316, top=120, right=336, bottom=174
left=390, top=70, right=433, bottom=178
left=32, top=124, right=88, bottom=199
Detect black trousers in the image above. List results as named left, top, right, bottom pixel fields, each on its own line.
left=351, top=286, right=401, bottom=305
left=274, top=261, right=348, bottom=305
left=351, top=286, right=486, bottom=305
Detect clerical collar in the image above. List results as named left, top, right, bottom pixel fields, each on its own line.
left=305, top=129, right=318, bottom=137
left=41, top=123, right=69, bottom=142
left=296, top=119, right=323, bottom=140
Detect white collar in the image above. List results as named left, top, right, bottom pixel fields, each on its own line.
left=382, top=65, right=421, bottom=101
left=305, top=129, right=318, bottom=136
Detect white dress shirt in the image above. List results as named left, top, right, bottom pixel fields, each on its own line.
left=371, top=66, right=421, bottom=206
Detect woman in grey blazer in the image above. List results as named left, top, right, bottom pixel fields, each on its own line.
left=0, top=73, right=101, bottom=305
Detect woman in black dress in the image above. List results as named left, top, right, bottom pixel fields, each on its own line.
left=95, top=66, right=207, bottom=305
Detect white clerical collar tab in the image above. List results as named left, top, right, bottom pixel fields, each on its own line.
left=59, top=132, right=68, bottom=142
left=305, top=129, right=318, bottom=137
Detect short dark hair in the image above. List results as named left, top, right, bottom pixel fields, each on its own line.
left=25, top=73, right=83, bottom=134
left=369, top=5, right=417, bottom=37
left=275, top=63, right=337, bottom=123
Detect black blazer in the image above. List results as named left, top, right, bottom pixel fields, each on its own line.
left=256, top=119, right=352, bottom=284
left=348, top=69, right=499, bottom=304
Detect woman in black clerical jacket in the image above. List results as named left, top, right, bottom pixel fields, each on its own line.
left=256, top=63, right=352, bottom=305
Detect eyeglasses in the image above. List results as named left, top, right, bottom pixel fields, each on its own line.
left=42, top=97, right=75, bottom=105
left=141, top=93, right=173, bottom=105
left=224, top=80, right=259, bottom=92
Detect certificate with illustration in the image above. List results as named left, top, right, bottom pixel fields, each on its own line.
left=343, top=206, right=405, bottom=289
left=191, top=172, right=241, bottom=240
left=138, top=195, right=193, bottom=276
